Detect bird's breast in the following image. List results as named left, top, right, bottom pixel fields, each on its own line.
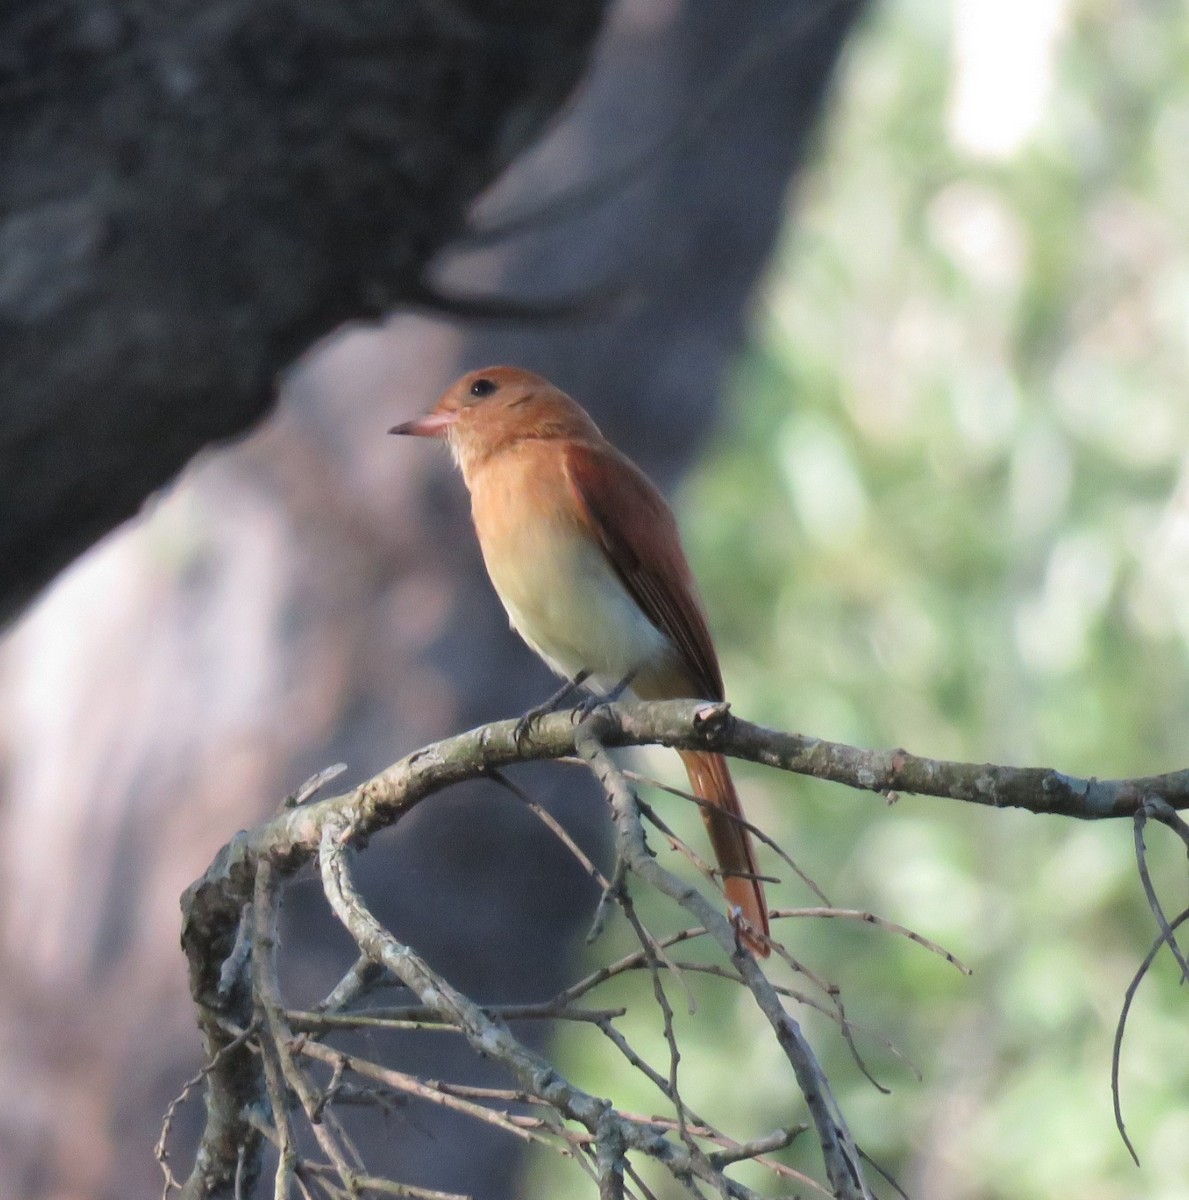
left=467, top=448, right=674, bottom=688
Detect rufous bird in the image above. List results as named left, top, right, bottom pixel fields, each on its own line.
left=390, top=366, right=770, bottom=954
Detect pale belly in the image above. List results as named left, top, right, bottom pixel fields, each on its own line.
left=481, top=516, right=674, bottom=691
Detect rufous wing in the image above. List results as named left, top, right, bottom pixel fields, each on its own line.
left=562, top=441, right=723, bottom=700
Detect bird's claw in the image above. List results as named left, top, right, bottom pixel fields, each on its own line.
left=570, top=670, right=634, bottom=727
left=515, top=670, right=596, bottom=748
left=570, top=693, right=607, bottom=725
left=513, top=709, right=543, bottom=751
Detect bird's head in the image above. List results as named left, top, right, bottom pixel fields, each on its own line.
left=390, top=366, right=601, bottom=477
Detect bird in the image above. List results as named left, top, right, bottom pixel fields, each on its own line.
left=390, top=366, right=770, bottom=955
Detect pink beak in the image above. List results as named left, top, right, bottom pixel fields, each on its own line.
left=388, top=410, right=457, bottom=438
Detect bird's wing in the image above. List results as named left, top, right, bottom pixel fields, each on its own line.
left=563, top=440, right=724, bottom=701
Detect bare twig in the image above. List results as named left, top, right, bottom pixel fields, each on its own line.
left=486, top=767, right=613, bottom=891
left=770, top=908, right=971, bottom=975
left=283, top=764, right=348, bottom=811
left=296, top=1040, right=580, bottom=1154
left=314, top=953, right=396, bottom=1014
left=289, top=1002, right=626, bottom=1034
left=316, top=817, right=807, bottom=1198
left=1112, top=905, right=1189, bottom=1166
left=616, top=765, right=830, bottom=904
left=157, top=1023, right=259, bottom=1199
left=1133, top=801, right=1189, bottom=985
left=1144, top=796, right=1189, bottom=851
left=252, top=859, right=362, bottom=1192
left=574, top=711, right=874, bottom=1200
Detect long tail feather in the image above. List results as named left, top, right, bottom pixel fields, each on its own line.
left=677, top=749, right=770, bottom=956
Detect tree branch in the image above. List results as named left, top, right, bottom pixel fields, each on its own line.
left=173, top=698, right=1189, bottom=1198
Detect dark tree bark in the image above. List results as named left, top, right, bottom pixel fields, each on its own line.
left=0, top=0, right=606, bottom=622
left=0, top=2, right=863, bottom=1198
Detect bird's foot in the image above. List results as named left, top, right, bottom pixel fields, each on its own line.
left=513, top=703, right=550, bottom=751
left=569, top=670, right=636, bottom=727
left=569, top=693, right=607, bottom=726
left=514, top=670, right=592, bottom=750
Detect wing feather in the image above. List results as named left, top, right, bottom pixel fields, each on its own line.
left=563, top=441, right=723, bottom=701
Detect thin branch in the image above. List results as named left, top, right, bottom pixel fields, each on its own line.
left=289, top=1002, right=626, bottom=1034
left=547, top=923, right=917, bottom=1075
left=344, top=1177, right=470, bottom=1200
left=1144, top=796, right=1189, bottom=851
left=296, top=1041, right=576, bottom=1154
left=615, top=764, right=830, bottom=904
left=314, top=954, right=397, bottom=1014
left=256, top=1019, right=298, bottom=1200
left=1112, top=905, right=1189, bottom=1166
left=574, top=712, right=873, bottom=1200
left=486, top=767, right=613, bottom=892
left=316, top=818, right=802, bottom=1199
left=1133, top=801, right=1189, bottom=984
left=283, top=764, right=348, bottom=812
left=252, top=859, right=362, bottom=1192
left=157, top=1023, right=260, bottom=1199
left=547, top=929, right=718, bottom=1009
left=707, top=1124, right=808, bottom=1167
left=770, top=908, right=971, bottom=975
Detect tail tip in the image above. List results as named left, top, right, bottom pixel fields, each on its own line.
left=728, top=903, right=771, bottom=958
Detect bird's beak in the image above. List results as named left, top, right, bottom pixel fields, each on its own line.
left=388, top=410, right=457, bottom=438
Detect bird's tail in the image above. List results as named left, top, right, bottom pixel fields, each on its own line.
left=677, top=749, right=770, bottom=956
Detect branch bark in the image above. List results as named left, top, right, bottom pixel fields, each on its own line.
left=185, top=702, right=1189, bottom=892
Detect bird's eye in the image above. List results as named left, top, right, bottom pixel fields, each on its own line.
left=469, top=378, right=498, bottom=398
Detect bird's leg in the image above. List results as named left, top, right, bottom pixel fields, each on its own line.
left=514, top=669, right=591, bottom=749
left=571, top=669, right=636, bottom=723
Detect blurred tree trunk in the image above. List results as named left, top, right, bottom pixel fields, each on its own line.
left=0, top=1, right=861, bottom=1197
left=0, top=0, right=606, bottom=624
